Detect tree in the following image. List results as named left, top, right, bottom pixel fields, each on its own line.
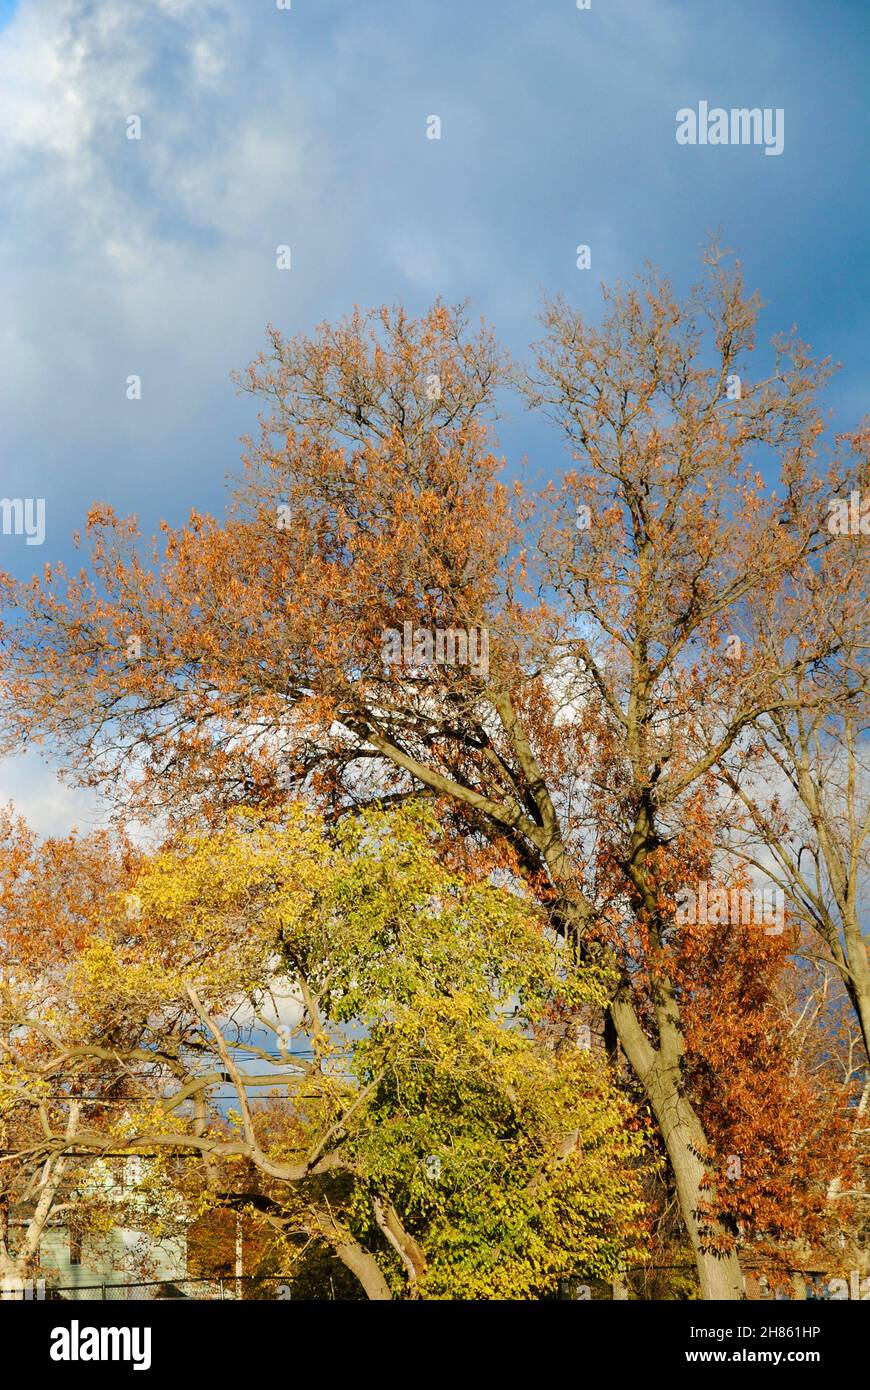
left=673, top=883, right=857, bottom=1274
left=716, top=445, right=870, bottom=1062
left=7, top=802, right=648, bottom=1299
left=0, top=811, right=139, bottom=1285
left=1, top=253, right=862, bottom=1296
left=617, top=905, right=861, bottom=1300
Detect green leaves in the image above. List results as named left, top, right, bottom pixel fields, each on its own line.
left=45, top=800, right=649, bottom=1298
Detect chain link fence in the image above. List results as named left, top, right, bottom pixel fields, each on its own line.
left=11, top=1275, right=293, bottom=1301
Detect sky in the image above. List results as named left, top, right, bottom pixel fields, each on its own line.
left=0, top=0, right=868, bottom=833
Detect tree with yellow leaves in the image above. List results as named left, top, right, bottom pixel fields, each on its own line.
left=4, top=802, right=649, bottom=1299
left=3, top=248, right=865, bottom=1296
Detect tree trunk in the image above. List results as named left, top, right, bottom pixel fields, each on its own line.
left=646, top=1070, right=743, bottom=1300
left=333, top=1240, right=393, bottom=1300
left=611, top=995, right=743, bottom=1300
left=842, top=911, right=870, bottom=1064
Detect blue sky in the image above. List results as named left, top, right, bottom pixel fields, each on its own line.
left=0, top=0, right=868, bottom=830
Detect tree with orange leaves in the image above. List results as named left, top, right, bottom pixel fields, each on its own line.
left=657, top=839, right=857, bottom=1277
left=714, top=465, right=870, bottom=1062
left=0, top=811, right=142, bottom=1285
left=1, top=249, right=865, bottom=1297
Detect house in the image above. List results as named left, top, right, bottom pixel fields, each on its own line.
left=5, top=1156, right=187, bottom=1300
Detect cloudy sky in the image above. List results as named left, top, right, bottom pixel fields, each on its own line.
left=1, top=0, right=868, bottom=832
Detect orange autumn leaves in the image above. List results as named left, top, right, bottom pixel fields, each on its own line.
left=0, top=262, right=866, bottom=1296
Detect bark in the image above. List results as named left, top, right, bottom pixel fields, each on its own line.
left=333, top=1239, right=392, bottom=1300
left=648, top=1075, right=743, bottom=1300
left=841, top=909, right=870, bottom=1063
left=371, top=1195, right=426, bottom=1296
left=611, top=995, right=744, bottom=1301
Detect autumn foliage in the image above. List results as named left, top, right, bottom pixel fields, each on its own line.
left=0, top=250, right=867, bottom=1298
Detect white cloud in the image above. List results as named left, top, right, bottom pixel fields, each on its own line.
left=0, top=751, right=106, bottom=839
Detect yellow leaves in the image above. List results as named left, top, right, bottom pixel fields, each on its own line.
left=73, top=936, right=180, bottom=1012
left=1, top=795, right=657, bottom=1302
